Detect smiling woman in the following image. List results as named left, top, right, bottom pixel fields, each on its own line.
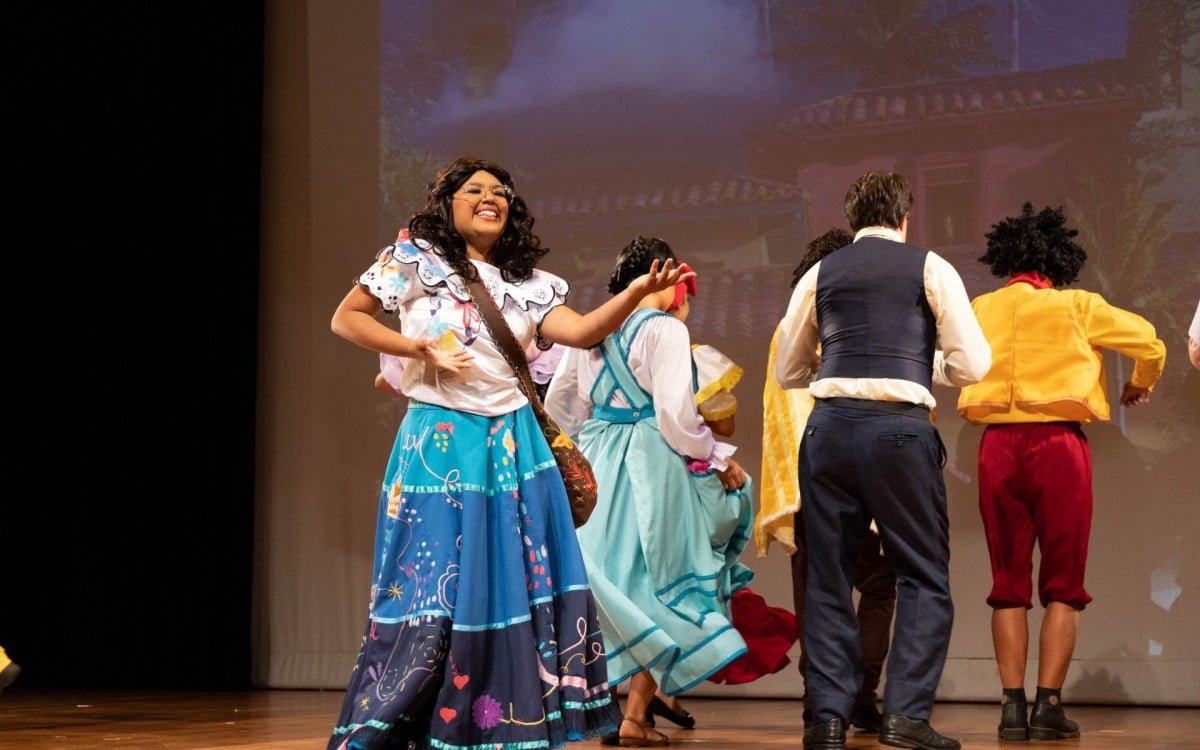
left=325, top=156, right=695, bottom=750
left=409, top=158, right=543, bottom=284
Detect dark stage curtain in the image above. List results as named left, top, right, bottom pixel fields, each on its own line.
left=4, top=4, right=264, bottom=689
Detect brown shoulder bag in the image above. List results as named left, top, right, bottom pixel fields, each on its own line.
left=463, top=274, right=597, bottom=528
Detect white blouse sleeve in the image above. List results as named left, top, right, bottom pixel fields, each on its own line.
left=357, top=244, right=423, bottom=314
left=924, top=252, right=992, bottom=386
left=544, top=346, right=591, bottom=441
left=527, top=270, right=570, bottom=323
left=630, top=316, right=735, bottom=470
left=775, top=262, right=822, bottom=388
left=521, top=269, right=570, bottom=348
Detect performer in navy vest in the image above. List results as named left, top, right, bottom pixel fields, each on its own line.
left=776, top=172, right=991, bottom=750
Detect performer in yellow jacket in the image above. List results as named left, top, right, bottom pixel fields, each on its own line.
left=958, top=203, right=1166, bottom=742
left=0, top=646, right=19, bottom=693
left=758, top=227, right=896, bottom=733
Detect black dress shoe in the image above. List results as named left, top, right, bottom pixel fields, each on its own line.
left=1028, top=687, right=1080, bottom=740
left=998, top=688, right=1029, bottom=741
left=879, top=713, right=961, bottom=750
left=803, top=717, right=846, bottom=749
left=646, top=695, right=695, bottom=729
left=850, top=702, right=883, bottom=732
left=0, top=662, right=20, bottom=693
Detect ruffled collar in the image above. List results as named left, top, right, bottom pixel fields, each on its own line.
left=392, top=239, right=568, bottom=311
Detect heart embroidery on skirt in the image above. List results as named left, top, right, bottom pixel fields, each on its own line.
left=439, top=707, right=457, bottom=723
left=453, top=674, right=470, bottom=689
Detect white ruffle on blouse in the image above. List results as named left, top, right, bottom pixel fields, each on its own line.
left=546, top=314, right=734, bottom=470
left=357, top=239, right=568, bottom=417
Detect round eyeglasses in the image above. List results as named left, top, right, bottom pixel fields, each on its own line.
left=455, top=184, right=513, bottom=204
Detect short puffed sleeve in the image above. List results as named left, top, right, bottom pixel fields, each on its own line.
left=527, top=270, right=570, bottom=350
left=483, top=267, right=570, bottom=349
left=357, top=244, right=423, bottom=313
left=522, top=269, right=570, bottom=327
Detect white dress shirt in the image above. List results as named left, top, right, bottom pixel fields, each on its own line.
left=774, top=226, right=991, bottom=408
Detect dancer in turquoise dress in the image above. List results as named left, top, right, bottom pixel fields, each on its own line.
left=327, top=159, right=693, bottom=750
left=546, top=237, right=753, bottom=746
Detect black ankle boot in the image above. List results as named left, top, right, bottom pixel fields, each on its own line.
left=998, top=688, right=1028, bottom=741
left=1029, top=686, right=1080, bottom=740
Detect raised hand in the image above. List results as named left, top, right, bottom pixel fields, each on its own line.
left=633, top=258, right=697, bottom=297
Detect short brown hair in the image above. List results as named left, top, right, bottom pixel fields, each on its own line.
left=844, top=171, right=913, bottom=231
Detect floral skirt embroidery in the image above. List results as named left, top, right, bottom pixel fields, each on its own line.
left=329, top=402, right=620, bottom=750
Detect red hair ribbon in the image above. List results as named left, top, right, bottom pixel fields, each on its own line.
left=669, top=262, right=697, bottom=311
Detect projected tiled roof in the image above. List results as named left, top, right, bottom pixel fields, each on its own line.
left=754, top=60, right=1145, bottom=135
left=526, top=168, right=806, bottom=219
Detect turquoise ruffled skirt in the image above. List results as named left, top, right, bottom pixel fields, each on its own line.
left=575, top=415, right=754, bottom=695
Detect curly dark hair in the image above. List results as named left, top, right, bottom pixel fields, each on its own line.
left=791, top=227, right=854, bottom=288
left=844, top=171, right=913, bottom=231
left=607, top=236, right=674, bottom=294
left=980, top=203, right=1087, bottom=287
left=407, top=156, right=548, bottom=283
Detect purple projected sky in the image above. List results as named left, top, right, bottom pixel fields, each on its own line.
left=382, top=0, right=1130, bottom=173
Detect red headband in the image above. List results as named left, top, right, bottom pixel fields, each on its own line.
left=668, top=262, right=697, bottom=311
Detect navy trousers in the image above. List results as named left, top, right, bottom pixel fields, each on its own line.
left=800, top=402, right=952, bottom=723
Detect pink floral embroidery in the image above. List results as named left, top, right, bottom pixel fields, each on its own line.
left=687, top=459, right=712, bottom=474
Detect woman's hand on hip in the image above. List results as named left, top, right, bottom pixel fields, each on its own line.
left=415, top=339, right=474, bottom=374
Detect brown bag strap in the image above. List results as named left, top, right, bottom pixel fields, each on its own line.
left=462, top=273, right=548, bottom=418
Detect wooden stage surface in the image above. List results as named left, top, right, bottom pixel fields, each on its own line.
left=2, top=690, right=1197, bottom=749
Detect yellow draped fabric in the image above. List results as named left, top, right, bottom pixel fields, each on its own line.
left=754, top=326, right=814, bottom=557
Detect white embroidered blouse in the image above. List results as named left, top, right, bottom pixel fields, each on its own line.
left=357, top=239, right=569, bottom=417
left=545, top=314, right=735, bottom=470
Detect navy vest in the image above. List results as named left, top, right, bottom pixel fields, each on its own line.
left=815, top=235, right=936, bottom=391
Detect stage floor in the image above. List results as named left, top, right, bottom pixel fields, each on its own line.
left=2, top=690, right=1197, bottom=749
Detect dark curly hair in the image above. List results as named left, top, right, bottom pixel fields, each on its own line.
left=407, top=156, right=548, bottom=283
left=791, top=227, right=854, bottom=288
left=844, top=171, right=913, bottom=231
left=607, top=236, right=675, bottom=295
left=980, top=203, right=1087, bottom=287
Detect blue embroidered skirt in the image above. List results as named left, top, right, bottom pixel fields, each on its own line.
left=329, top=402, right=621, bottom=750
